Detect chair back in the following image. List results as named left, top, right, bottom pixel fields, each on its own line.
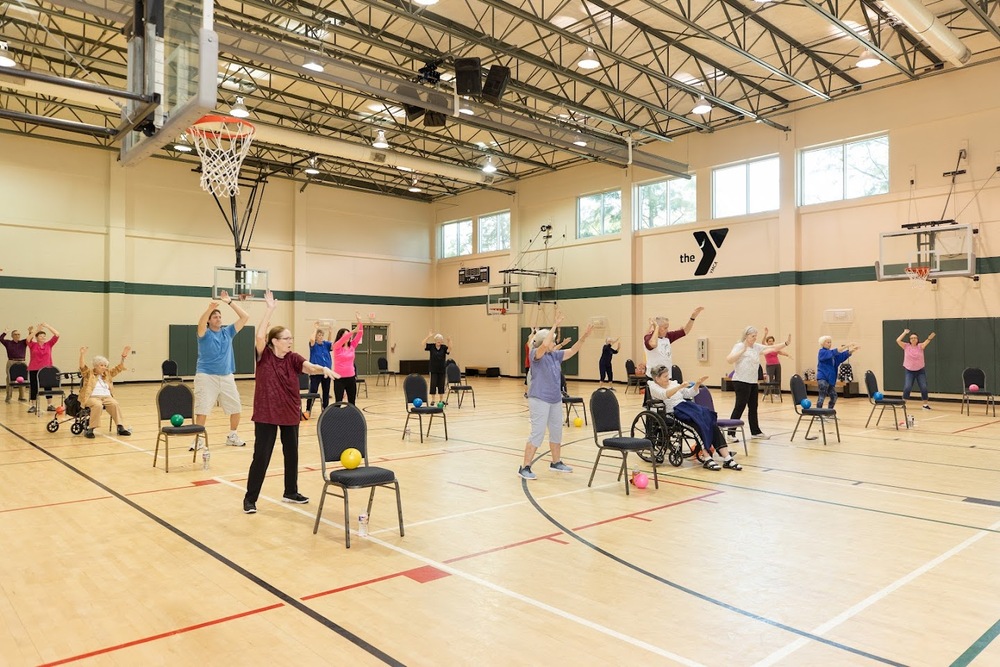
left=625, top=359, right=636, bottom=375
left=693, top=386, right=714, bottom=411
left=863, top=370, right=881, bottom=403
left=317, top=402, right=369, bottom=471
left=589, top=388, right=623, bottom=440
left=963, top=367, right=986, bottom=391
left=671, top=364, right=683, bottom=383
left=378, top=357, right=389, bottom=372
left=790, top=374, right=808, bottom=410
left=403, top=374, right=429, bottom=404
left=8, top=362, right=27, bottom=382
left=37, top=366, right=61, bottom=389
left=162, top=360, right=179, bottom=376
left=156, top=382, right=195, bottom=422
left=299, top=372, right=311, bottom=391
left=446, top=362, right=462, bottom=384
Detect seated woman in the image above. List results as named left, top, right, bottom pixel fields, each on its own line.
left=646, top=365, right=741, bottom=471
left=79, top=345, right=132, bottom=439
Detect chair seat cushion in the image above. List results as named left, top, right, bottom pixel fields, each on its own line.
left=161, top=425, right=206, bottom=435
left=875, top=398, right=905, bottom=405
left=300, top=393, right=322, bottom=400
left=450, top=384, right=473, bottom=391
left=562, top=396, right=583, bottom=404
left=328, top=466, right=396, bottom=486
left=803, top=407, right=837, bottom=416
left=602, top=436, right=652, bottom=450
left=411, top=406, right=444, bottom=414
left=717, top=418, right=744, bottom=427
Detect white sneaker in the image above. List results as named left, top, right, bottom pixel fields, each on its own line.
left=188, top=439, right=205, bottom=452
left=226, top=433, right=246, bottom=447
left=726, top=434, right=740, bottom=444
left=751, top=432, right=769, bottom=440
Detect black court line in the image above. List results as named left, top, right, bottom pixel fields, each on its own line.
left=519, top=455, right=907, bottom=666
left=0, top=422, right=405, bottom=667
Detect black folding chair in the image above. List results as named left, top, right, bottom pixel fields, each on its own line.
left=153, top=383, right=207, bottom=472
left=402, top=374, right=447, bottom=442
left=588, top=388, right=658, bottom=495
left=790, top=374, right=839, bottom=445
left=864, top=370, right=909, bottom=430
left=445, top=361, right=475, bottom=408
left=313, top=402, right=404, bottom=548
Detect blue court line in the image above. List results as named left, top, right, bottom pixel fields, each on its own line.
left=0, top=423, right=405, bottom=667
left=520, top=459, right=907, bottom=666
left=951, top=618, right=1000, bottom=667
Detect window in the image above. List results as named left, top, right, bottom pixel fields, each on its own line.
left=578, top=190, right=622, bottom=238
left=635, top=176, right=697, bottom=229
left=440, top=219, right=472, bottom=258
left=478, top=210, right=510, bottom=253
left=800, top=134, right=889, bottom=205
left=712, top=156, right=779, bottom=218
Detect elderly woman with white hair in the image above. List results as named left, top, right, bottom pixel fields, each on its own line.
left=817, top=335, right=859, bottom=409
left=422, top=330, right=452, bottom=405
left=725, top=326, right=790, bottom=440
left=78, top=345, right=132, bottom=439
left=518, top=312, right=594, bottom=480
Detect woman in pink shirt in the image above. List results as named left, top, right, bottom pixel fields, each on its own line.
left=896, top=328, right=935, bottom=409
left=26, top=322, right=60, bottom=413
left=332, top=313, right=364, bottom=405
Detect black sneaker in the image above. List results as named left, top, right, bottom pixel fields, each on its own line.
left=243, top=499, right=257, bottom=514
left=84, top=428, right=95, bottom=439
left=46, top=404, right=56, bottom=412
left=117, top=426, right=132, bottom=436
left=282, top=492, right=309, bottom=504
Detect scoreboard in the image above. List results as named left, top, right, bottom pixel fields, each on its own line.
left=458, top=266, right=490, bottom=285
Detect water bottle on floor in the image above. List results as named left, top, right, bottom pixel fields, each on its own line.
left=358, top=513, right=369, bottom=537
left=202, top=449, right=211, bottom=470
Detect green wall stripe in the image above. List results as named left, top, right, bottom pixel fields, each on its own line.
left=0, top=254, right=994, bottom=306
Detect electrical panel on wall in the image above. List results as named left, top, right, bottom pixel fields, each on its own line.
left=697, top=338, right=709, bottom=362
left=458, top=266, right=490, bottom=285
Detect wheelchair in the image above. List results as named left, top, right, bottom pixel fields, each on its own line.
left=45, top=392, right=91, bottom=435
left=629, top=396, right=703, bottom=467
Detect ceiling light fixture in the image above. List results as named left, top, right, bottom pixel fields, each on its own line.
left=855, top=48, right=881, bottom=68
left=173, top=134, right=194, bottom=153
left=230, top=96, right=250, bottom=118
left=482, top=156, right=498, bottom=174
left=691, top=96, right=712, bottom=115
left=303, top=60, right=324, bottom=72
left=372, top=129, right=389, bottom=149
left=0, top=42, right=16, bottom=68
left=577, top=45, right=600, bottom=70
left=414, top=0, right=439, bottom=5
left=458, top=96, right=475, bottom=116
left=304, top=157, right=321, bottom=175
left=573, top=133, right=587, bottom=147
left=408, top=176, right=422, bottom=193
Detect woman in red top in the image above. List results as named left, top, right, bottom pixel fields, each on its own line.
left=26, top=322, right=60, bottom=413
left=243, top=291, right=339, bottom=515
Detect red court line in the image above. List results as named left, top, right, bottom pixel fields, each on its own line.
left=572, top=491, right=723, bottom=531
left=952, top=419, right=1000, bottom=434
left=0, top=495, right=111, bottom=513
left=38, top=603, right=284, bottom=666
left=301, top=564, right=449, bottom=600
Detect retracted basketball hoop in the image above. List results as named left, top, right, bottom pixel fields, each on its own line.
left=904, top=266, right=930, bottom=287
left=188, top=115, right=256, bottom=197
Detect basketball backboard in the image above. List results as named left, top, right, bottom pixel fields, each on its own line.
left=119, top=0, right=218, bottom=165
left=876, top=223, right=976, bottom=281
left=214, top=267, right=269, bottom=301
left=487, top=283, right=523, bottom=315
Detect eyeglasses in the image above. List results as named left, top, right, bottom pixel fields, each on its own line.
left=277, top=336, right=293, bottom=341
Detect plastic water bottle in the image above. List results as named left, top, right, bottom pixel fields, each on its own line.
left=202, top=449, right=211, bottom=470
left=358, top=513, right=369, bottom=537
left=908, top=415, right=915, bottom=428
left=403, top=427, right=411, bottom=442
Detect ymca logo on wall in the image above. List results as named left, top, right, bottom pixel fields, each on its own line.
left=680, top=228, right=729, bottom=276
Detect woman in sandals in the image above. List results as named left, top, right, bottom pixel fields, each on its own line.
left=646, top=365, right=742, bottom=471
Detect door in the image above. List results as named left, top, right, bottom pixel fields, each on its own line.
left=354, top=324, right=389, bottom=376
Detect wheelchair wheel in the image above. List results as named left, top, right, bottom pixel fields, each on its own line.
left=70, top=422, right=84, bottom=435
left=46, top=420, right=60, bottom=433
left=630, top=410, right=667, bottom=465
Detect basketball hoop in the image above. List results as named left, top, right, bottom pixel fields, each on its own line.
left=904, top=266, right=930, bottom=287
left=188, top=115, right=256, bottom=197
left=487, top=306, right=505, bottom=316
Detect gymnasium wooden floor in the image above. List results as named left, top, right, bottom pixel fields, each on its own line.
left=2, top=376, right=999, bottom=667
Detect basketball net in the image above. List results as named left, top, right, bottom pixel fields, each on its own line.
left=904, top=266, right=930, bottom=288
left=188, top=115, right=256, bottom=197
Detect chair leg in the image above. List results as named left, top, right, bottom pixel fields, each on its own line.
left=344, top=492, right=352, bottom=549
left=402, top=412, right=412, bottom=440
left=791, top=415, right=801, bottom=441
left=588, top=449, right=602, bottom=488
left=366, top=487, right=377, bottom=515
left=620, top=453, right=630, bottom=495
left=582, top=404, right=588, bottom=426
left=394, top=481, right=405, bottom=537
left=470, top=389, right=475, bottom=408
left=866, top=405, right=876, bottom=428
left=740, top=427, right=748, bottom=456
left=833, top=415, right=841, bottom=442
left=442, top=413, right=448, bottom=440
left=313, top=482, right=329, bottom=534
left=819, top=417, right=827, bottom=446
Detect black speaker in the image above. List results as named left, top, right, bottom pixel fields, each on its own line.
left=481, top=65, right=510, bottom=105
left=454, top=57, right=482, bottom=96
left=404, top=105, right=425, bottom=122
left=424, top=111, right=447, bottom=127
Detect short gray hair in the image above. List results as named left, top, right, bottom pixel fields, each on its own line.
left=818, top=335, right=832, bottom=346
left=742, top=326, right=758, bottom=339
left=532, top=329, right=550, bottom=348
left=93, top=355, right=109, bottom=367
left=434, top=334, right=444, bottom=342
